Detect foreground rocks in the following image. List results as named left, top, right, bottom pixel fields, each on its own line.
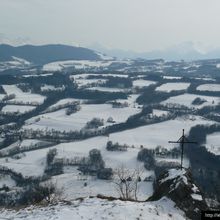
left=148, top=168, right=208, bottom=220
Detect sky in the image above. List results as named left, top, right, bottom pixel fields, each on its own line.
left=0, top=0, right=220, bottom=52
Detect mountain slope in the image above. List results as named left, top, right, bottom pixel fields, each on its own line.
left=0, top=44, right=101, bottom=65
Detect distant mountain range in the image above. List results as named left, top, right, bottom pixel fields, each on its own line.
left=2, top=43, right=220, bottom=65
left=0, top=44, right=101, bottom=65
left=90, top=42, right=220, bottom=61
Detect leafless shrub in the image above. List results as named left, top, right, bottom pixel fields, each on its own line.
left=113, top=165, right=143, bottom=201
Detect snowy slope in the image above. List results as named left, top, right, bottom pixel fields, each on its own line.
left=162, top=93, right=220, bottom=109
left=0, top=56, right=31, bottom=72
left=205, top=132, right=220, bottom=155
left=133, top=79, right=157, bottom=88
left=43, top=60, right=131, bottom=71
left=196, top=84, right=220, bottom=92
left=156, top=83, right=190, bottom=92
left=2, top=105, right=36, bottom=114
left=108, top=116, right=213, bottom=149
left=0, top=197, right=185, bottom=220
left=24, top=103, right=141, bottom=132
left=2, top=85, right=45, bottom=105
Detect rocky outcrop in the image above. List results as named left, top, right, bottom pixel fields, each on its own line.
left=148, top=168, right=208, bottom=220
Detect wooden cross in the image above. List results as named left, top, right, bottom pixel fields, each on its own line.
left=168, top=129, right=197, bottom=170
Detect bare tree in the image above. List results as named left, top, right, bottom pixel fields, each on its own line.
left=41, top=181, right=64, bottom=204
left=113, top=165, right=143, bottom=201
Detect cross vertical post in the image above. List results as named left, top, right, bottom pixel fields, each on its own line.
left=168, top=129, right=197, bottom=170
left=180, top=129, right=184, bottom=170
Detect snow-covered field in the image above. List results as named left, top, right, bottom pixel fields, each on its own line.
left=156, top=83, right=190, bottom=92
left=43, top=60, right=131, bottom=72
left=193, top=77, right=216, bottom=81
left=0, top=135, right=154, bottom=199
left=0, top=175, right=16, bottom=188
left=196, top=83, right=220, bottom=92
left=46, top=98, right=86, bottom=111
left=24, top=102, right=141, bottom=132
left=205, top=132, right=220, bottom=155
left=52, top=167, right=153, bottom=200
left=133, top=79, right=156, bottom=88
left=55, top=136, right=149, bottom=173
left=75, top=78, right=107, bottom=87
left=0, top=147, right=47, bottom=177
left=43, top=60, right=112, bottom=71
left=152, top=109, right=169, bottom=117
left=41, top=85, right=65, bottom=92
left=0, top=115, right=206, bottom=202
left=108, top=116, right=213, bottom=149
left=70, top=73, right=108, bottom=87
left=0, top=57, right=31, bottom=71
left=2, top=105, right=36, bottom=114
left=163, top=76, right=182, bottom=80
left=0, top=139, right=49, bottom=156
left=156, top=157, right=189, bottom=169
left=22, top=73, right=53, bottom=78
left=2, top=85, right=45, bottom=105
left=69, top=72, right=132, bottom=91
left=0, top=93, right=5, bottom=101
left=4, top=116, right=212, bottom=179
left=70, top=73, right=128, bottom=79
left=102, top=73, right=129, bottom=78
left=115, top=94, right=141, bottom=108
left=162, top=93, right=220, bottom=109
left=86, top=86, right=128, bottom=92
left=0, top=197, right=185, bottom=220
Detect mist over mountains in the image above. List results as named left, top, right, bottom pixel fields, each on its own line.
left=90, top=42, right=220, bottom=61
left=1, top=42, right=220, bottom=66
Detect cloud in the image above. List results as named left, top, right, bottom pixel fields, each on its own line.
left=0, top=0, right=220, bottom=52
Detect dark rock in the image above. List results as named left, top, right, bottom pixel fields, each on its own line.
left=148, top=168, right=208, bottom=220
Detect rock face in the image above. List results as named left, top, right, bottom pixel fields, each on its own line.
left=148, top=168, right=208, bottom=220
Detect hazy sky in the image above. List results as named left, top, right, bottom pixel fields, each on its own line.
left=1, top=0, right=220, bottom=52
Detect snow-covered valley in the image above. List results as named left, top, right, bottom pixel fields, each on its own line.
left=0, top=57, right=220, bottom=219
